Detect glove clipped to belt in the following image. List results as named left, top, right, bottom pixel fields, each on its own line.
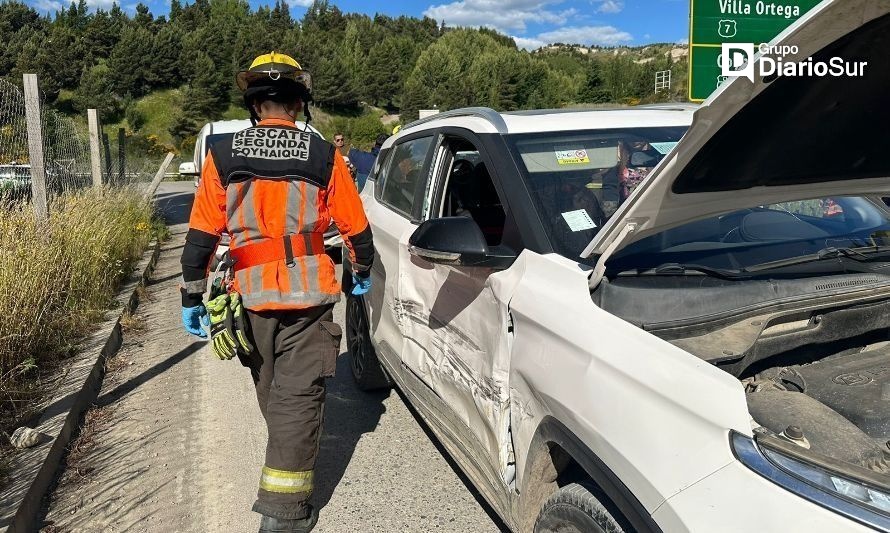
left=207, top=291, right=253, bottom=361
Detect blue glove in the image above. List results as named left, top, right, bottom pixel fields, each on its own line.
left=351, top=274, right=371, bottom=296
left=182, top=304, right=210, bottom=338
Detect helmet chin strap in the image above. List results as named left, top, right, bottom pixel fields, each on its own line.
left=302, top=100, right=312, bottom=130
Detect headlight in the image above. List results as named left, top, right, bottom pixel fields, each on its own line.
left=731, top=431, right=890, bottom=530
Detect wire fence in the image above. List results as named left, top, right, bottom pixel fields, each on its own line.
left=0, top=77, right=163, bottom=206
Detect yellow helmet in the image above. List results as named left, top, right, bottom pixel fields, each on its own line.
left=392, top=124, right=402, bottom=135
left=236, top=52, right=311, bottom=93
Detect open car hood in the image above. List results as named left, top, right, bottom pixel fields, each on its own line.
left=582, top=0, right=890, bottom=283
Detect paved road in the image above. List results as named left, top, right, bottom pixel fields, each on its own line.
left=40, top=181, right=505, bottom=532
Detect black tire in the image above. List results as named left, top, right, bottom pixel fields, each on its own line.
left=345, top=293, right=392, bottom=391
left=534, top=482, right=630, bottom=533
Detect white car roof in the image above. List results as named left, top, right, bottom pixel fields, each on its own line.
left=500, top=106, right=697, bottom=134
left=390, top=105, right=696, bottom=146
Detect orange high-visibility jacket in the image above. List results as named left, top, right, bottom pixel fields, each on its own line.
left=180, top=118, right=373, bottom=311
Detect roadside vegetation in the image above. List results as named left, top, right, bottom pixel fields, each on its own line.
left=0, top=188, right=156, bottom=428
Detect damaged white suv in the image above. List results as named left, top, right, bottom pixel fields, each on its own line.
left=343, top=2, right=890, bottom=531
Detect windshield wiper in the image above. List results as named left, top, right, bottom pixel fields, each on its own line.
left=618, top=262, right=747, bottom=280
left=745, top=246, right=890, bottom=272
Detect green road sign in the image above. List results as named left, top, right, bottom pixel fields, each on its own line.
left=688, top=0, right=822, bottom=101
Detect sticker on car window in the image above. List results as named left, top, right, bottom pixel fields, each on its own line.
left=555, top=149, right=590, bottom=165
left=650, top=142, right=678, bottom=155
left=561, top=209, right=597, bottom=231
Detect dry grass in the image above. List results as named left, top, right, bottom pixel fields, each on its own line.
left=62, top=404, right=114, bottom=483
left=0, top=187, right=155, bottom=424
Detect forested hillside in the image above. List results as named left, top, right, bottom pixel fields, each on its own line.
left=0, top=0, right=688, bottom=155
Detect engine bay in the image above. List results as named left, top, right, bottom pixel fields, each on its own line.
left=634, top=283, right=890, bottom=478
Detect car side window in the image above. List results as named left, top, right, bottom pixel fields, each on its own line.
left=435, top=136, right=509, bottom=247
left=376, top=136, right=433, bottom=218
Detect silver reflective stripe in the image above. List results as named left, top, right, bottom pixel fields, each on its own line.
left=303, top=255, right=321, bottom=295
left=226, top=183, right=243, bottom=247
left=249, top=263, right=265, bottom=294
left=241, top=289, right=339, bottom=309
left=302, top=183, right=320, bottom=233
left=235, top=268, right=249, bottom=295
left=181, top=277, right=207, bottom=294
left=227, top=181, right=263, bottom=248
left=284, top=181, right=302, bottom=234
left=240, top=182, right=262, bottom=244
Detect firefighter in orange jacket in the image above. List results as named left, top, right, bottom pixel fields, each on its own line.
left=179, top=52, right=373, bottom=533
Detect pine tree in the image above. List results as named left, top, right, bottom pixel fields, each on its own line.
left=580, top=60, right=611, bottom=103
left=108, top=26, right=154, bottom=97
left=82, top=9, right=120, bottom=60
left=133, top=3, right=153, bottom=29
left=74, top=63, right=125, bottom=120
left=148, top=24, right=183, bottom=89
left=312, top=51, right=359, bottom=108
left=169, top=0, right=182, bottom=21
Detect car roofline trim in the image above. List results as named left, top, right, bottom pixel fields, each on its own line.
left=402, top=107, right=508, bottom=134
left=502, top=104, right=699, bottom=116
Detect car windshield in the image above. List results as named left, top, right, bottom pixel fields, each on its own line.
left=507, top=126, right=688, bottom=261
left=606, top=196, right=890, bottom=276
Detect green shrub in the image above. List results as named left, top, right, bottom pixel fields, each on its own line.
left=126, top=106, right=147, bottom=131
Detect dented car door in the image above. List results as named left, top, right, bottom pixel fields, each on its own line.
left=395, top=135, right=518, bottom=478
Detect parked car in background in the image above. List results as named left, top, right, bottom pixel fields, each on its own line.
left=0, top=164, right=31, bottom=199
left=343, top=2, right=890, bottom=531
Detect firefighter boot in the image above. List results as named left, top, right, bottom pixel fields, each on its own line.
left=258, top=506, right=319, bottom=533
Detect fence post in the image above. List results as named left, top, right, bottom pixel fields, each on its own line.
left=118, top=127, right=125, bottom=184
left=101, top=131, right=112, bottom=181
left=144, top=152, right=176, bottom=201
left=22, top=74, right=48, bottom=221
left=87, top=109, right=102, bottom=189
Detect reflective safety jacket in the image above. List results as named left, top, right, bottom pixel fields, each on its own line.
left=180, top=118, right=374, bottom=311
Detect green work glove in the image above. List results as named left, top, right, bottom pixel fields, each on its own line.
left=228, top=292, right=254, bottom=355
left=207, top=293, right=237, bottom=360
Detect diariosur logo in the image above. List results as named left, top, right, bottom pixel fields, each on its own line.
left=721, top=42, right=868, bottom=82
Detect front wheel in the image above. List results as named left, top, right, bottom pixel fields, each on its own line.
left=534, top=482, right=629, bottom=533
left=345, top=293, right=392, bottom=391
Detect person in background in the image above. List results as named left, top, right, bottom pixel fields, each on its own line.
left=334, top=133, right=356, bottom=177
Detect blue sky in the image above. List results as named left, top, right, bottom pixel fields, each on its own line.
left=36, top=0, right=691, bottom=49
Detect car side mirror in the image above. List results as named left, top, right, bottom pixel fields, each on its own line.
left=408, top=217, right=516, bottom=270
left=179, top=162, right=197, bottom=176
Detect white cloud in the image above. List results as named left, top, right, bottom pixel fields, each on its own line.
left=512, top=25, right=633, bottom=50
left=286, top=0, right=314, bottom=7
left=424, top=0, right=570, bottom=33
left=32, top=0, right=64, bottom=11
left=30, top=0, right=117, bottom=12
left=513, top=36, right=546, bottom=50
left=676, top=38, right=689, bottom=45
left=535, top=25, right=632, bottom=45
left=592, top=0, right=623, bottom=13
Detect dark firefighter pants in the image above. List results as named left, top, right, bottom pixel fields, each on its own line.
left=238, top=304, right=341, bottom=520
